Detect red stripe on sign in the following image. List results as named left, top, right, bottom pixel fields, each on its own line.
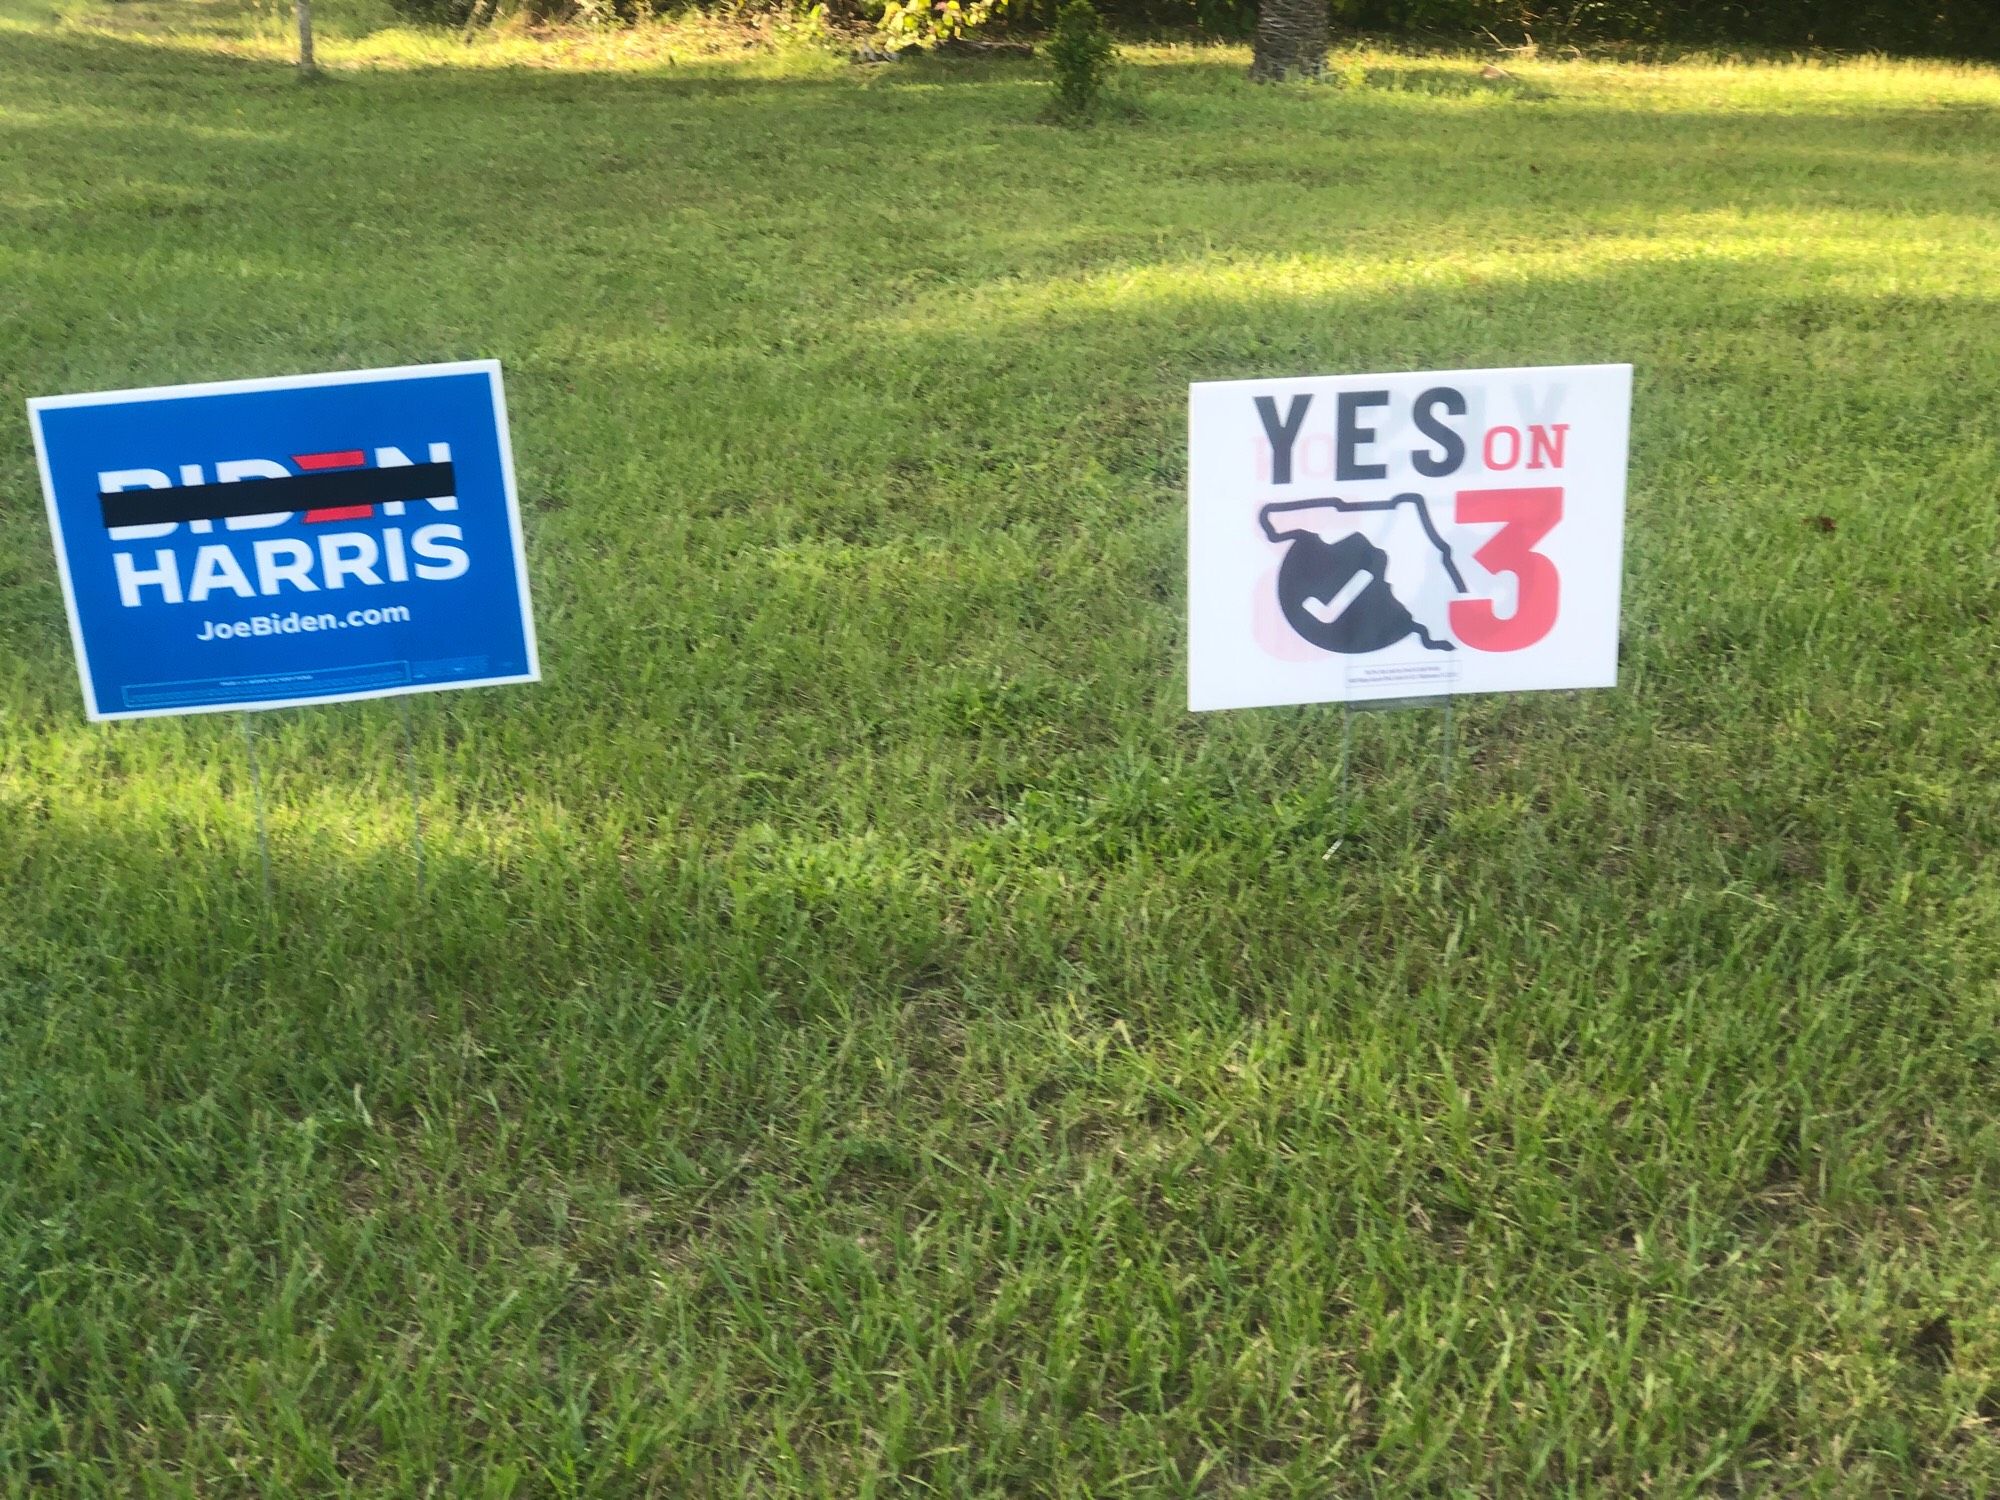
left=292, top=450, right=374, bottom=522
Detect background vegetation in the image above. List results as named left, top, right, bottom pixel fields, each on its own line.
left=1176, top=0, right=2000, bottom=57
left=361, top=0, right=2000, bottom=66
left=3, top=0, right=2000, bottom=1491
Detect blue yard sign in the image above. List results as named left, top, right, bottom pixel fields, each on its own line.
left=29, top=361, right=538, bottom=721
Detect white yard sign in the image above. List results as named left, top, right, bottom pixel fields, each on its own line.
left=1188, top=364, right=1632, bottom=710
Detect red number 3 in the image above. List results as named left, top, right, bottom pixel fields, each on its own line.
left=1449, top=487, right=1562, bottom=652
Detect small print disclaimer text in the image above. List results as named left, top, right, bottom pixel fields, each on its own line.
left=1346, top=659, right=1460, bottom=692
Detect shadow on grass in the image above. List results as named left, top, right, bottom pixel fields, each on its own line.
left=1356, top=62, right=1556, bottom=99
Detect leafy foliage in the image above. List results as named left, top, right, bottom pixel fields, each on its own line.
left=875, top=0, right=1011, bottom=51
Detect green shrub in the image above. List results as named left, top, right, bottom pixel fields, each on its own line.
left=1044, top=0, right=1114, bottom=121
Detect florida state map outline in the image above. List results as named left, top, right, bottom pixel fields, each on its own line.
left=1258, top=493, right=1468, bottom=656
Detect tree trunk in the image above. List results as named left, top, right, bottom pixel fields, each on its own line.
left=1250, top=0, right=1326, bottom=81
left=296, top=0, right=317, bottom=77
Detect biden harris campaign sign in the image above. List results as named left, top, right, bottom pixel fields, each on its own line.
left=29, top=361, right=537, bottom=721
left=1188, top=364, right=1631, bottom=711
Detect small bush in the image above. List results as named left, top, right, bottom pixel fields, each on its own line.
left=1044, top=0, right=1114, bottom=122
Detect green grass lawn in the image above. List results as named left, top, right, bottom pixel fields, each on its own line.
left=4, top=4, right=2000, bottom=1491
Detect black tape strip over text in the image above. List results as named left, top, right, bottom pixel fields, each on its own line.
left=100, top=462, right=457, bottom=529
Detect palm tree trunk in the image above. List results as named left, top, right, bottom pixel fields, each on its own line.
left=1250, top=0, right=1327, bottom=81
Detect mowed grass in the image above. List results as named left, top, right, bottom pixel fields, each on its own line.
left=3, top=3, right=2000, bottom=1491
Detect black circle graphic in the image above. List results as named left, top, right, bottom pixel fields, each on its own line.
left=1275, top=532, right=1434, bottom=654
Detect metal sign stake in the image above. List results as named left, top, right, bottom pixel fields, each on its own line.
left=397, top=697, right=427, bottom=894
left=1324, top=705, right=1356, bottom=856
left=241, top=711, right=272, bottom=904
left=1440, top=694, right=1454, bottom=796
left=1327, top=695, right=1458, bottom=857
